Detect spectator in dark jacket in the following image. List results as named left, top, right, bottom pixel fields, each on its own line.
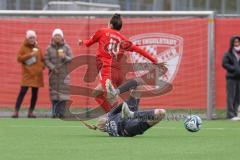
left=44, top=28, right=73, bottom=118
left=222, top=36, right=240, bottom=120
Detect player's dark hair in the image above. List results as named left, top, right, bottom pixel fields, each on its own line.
left=110, top=13, right=122, bottom=31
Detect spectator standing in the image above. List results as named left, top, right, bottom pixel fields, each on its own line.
left=44, top=28, right=73, bottom=118
left=222, top=36, right=240, bottom=120
left=12, top=30, right=44, bottom=118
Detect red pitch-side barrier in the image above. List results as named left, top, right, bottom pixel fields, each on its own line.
left=0, top=17, right=237, bottom=109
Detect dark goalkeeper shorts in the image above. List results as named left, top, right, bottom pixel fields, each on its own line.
left=122, top=119, right=152, bottom=137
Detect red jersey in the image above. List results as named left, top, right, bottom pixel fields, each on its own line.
left=83, top=28, right=158, bottom=113
left=84, top=28, right=157, bottom=71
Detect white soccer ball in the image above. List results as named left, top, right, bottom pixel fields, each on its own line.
left=184, top=115, right=202, bottom=132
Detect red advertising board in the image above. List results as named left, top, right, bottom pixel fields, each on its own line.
left=0, top=17, right=236, bottom=109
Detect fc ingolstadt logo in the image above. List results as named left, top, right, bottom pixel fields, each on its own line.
left=129, top=33, right=183, bottom=89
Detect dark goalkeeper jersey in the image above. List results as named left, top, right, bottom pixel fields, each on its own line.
left=105, top=113, right=123, bottom=137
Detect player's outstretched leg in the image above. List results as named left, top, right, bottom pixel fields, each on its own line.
left=106, top=78, right=141, bottom=99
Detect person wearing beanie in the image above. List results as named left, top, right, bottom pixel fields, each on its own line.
left=12, top=30, right=44, bottom=118
left=52, top=28, right=64, bottom=38
left=44, top=28, right=73, bottom=118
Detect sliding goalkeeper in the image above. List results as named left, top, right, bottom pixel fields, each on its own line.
left=84, top=90, right=166, bottom=137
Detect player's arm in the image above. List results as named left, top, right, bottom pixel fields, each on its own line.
left=131, top=45, right=158, bottom=64
left=121, top=40, right=158, bottom=64
left=78, top=30, right=102, bottom=47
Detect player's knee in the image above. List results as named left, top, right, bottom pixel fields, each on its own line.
left=154, top=109, right=166, bottom=120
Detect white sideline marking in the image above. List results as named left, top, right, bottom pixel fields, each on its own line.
left=8, top=125, right=240, bottom=130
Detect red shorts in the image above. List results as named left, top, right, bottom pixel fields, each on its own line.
left=96, top=58, right=124, bottom=90
left=99, top=65, right=124, bottom=90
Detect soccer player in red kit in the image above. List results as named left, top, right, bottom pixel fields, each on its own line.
left=78, top=13, right=158, bottom=112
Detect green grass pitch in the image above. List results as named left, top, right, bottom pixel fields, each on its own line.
left=0, top=118, right=240, bottom=160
